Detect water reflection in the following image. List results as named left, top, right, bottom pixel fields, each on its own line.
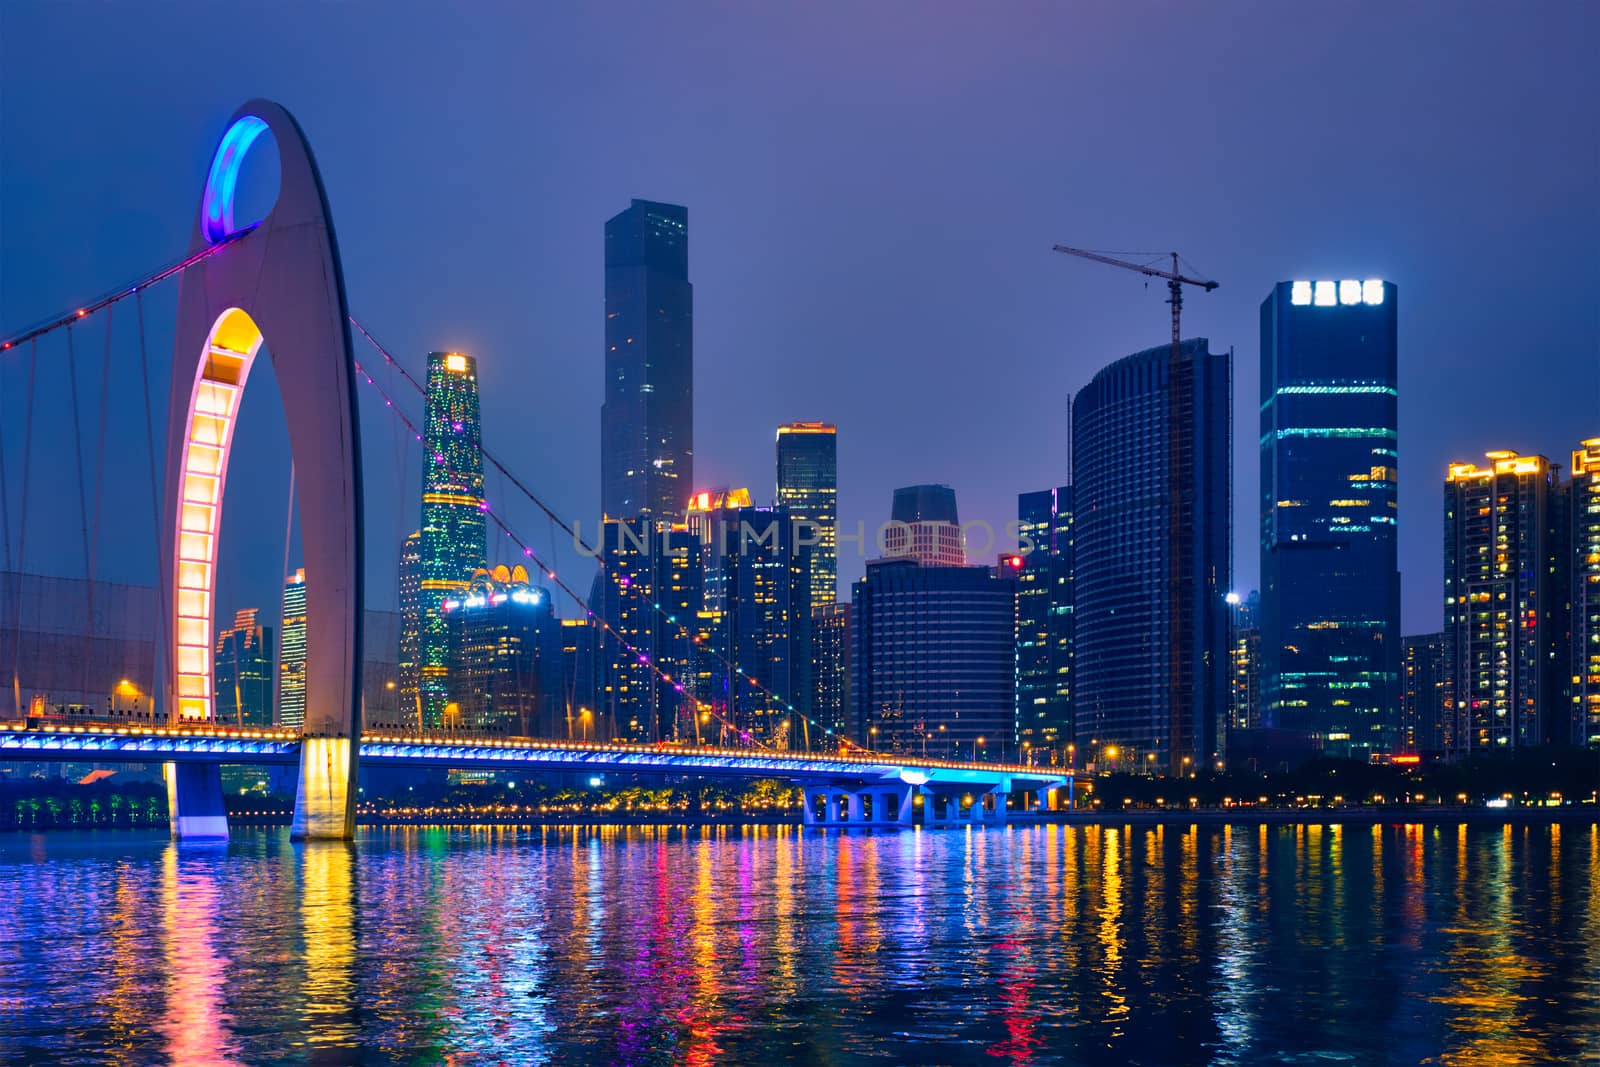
left=1, top=822, right=1599, bottom=1065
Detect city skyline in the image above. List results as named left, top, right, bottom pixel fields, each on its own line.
left=3, top=5, right=1594, bottom=640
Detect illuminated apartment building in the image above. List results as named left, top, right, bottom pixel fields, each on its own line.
left=776, top=422, right=838, bottom=605
left=1569, top=438, right=1600, bottom=746
left=1443, top=451, right=1570, bottom=753
left=278, top=570, right=307, bottom=729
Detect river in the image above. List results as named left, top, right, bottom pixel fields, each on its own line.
left=3, top=821, right=1597, bottom=1065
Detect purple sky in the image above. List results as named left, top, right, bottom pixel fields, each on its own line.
left=2, top=2, right=1596, bottom=635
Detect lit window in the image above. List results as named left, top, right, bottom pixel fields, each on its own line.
left=1290, top=281, right=1312, bottom=306
left=1362, top=280, right=1384, bottom=305
left=1314, top=281, right=1336, bottom=306
left=1339, top=280, right=1361, bottom=305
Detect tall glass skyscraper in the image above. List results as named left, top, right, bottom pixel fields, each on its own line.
left=776, top=422, right=838, bottom=605
left=602, top=199, right=693, bottom=520
left=1015, top=486, right=1072, bottom=762
left=1260, top=279, right=1399, bottom=759
left=418, top=351, right=486, bottom=727
left=1071, top=338, right=1231, bottom=773
left=396, top=530, right=422, bottom=727
left=215, top=607, right=273, bottom=726
left=278, top=569, right=307, bottom=729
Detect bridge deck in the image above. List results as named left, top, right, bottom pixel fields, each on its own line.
left=0, top=723, right=1070, bottom=792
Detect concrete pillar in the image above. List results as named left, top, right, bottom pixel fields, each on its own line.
left=1035, top=787, right=1053, bottom=812
left=292, top=737, right=357, bottom=841
left=896, top=787, right=916, bottom=826
left=166, top=761, right=228, bottom=839
left=847, top=791, right=865, bottom=824
left=801, top=787, right=819, bottom=826
left=991, top=790, right=1008, bottom=826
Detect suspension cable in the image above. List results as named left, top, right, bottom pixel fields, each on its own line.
left=10, top=341, right=38, bottom=717
left=0, top=227, right=255, bottom=354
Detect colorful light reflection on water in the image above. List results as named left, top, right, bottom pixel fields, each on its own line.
left=2, top=822, right=1599, bottom=1065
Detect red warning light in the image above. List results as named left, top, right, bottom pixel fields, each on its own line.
left=1007, top=555, right=1024, bottom=568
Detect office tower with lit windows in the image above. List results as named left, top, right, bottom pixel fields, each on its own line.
left=1228, top=591, right=1262, bottom=734
left=884, top=484, right=965, bottom=566
left=593, top=517, right=703, bottom=744
left=1573, top=439, right=1600, bottom=747
left=214, top=608, right=274, bottom=727
left=1014, top=486, right=1073, bottom=761
left=1400, top=632, right=1446, bottom=753
left=418, top=351, right=486, bottom=727
left=1444, top=451, right=1571, bottom=753
left=278, top=569, right=307, bottom=728
left=703, top=505, right=812, bottom=748
left=1260, top=279, right=1400, bottom=759
left=442, top=566, right=564, bottom=736
left=852, top=559, right=1016, bottom=760
left=397, top=530, right=422, bottom=727
left=602, top=199, right=693, bottom=520
left=1072, top=338, right=1231, bottom=774
left=811, top=602, right=851, bottom=747
left=776, top=422, right=838, bottom=605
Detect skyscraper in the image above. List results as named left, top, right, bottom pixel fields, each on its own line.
left=214, top=607, right=274, bottom=726
left=704, top=505, right=812, bottom=748
left=278, top=569, right=306, bottom=729
left=884, top=484, right=965, bottom=567
left=852, top=559, right=1016, bottom=760
left=811, top=602, right=851, bottom=748
left=1443, top=451, right=1570, bottom=753
left=594, top=517, right=703, bottom=744
left=1228, top=591, right=1262, bottom=734
left=1400, top=632, right=1445, bottom=753
left=1014, top=486, right=1073, bottom=762
left=443, top=565, right=564, bottom=737
left=1071, top=338, right=1231, bottom=773
left=1572, top=439, right=1600, bottom=747
left=776, top=422, right=838, bottom=606
left=419, top=351, right=486, bottom=727
left=1260, top=279, right=1400, bottom=759
left=397, top=530, right=422, bottom=727
left=602, top=199, right=693, bottom=520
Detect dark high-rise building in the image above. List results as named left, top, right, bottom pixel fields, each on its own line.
left=811, top=602, right=851, bottom=748
left=1015, top=486, right=1073, bottom=763
left=853, top=559, right=1016, bottom=760
left=602, top=199, right=693, bottom=520
left=885, top=484, right=965, bottom=567
left=1400, top=632, right=1445, bottom=754
left=443, top=566, right=564, bottom=736
left=594, top=517, right=703, bottom=744
left=1260, top=279, right=1400, bottom=759
left=776, top=422, right=838, bottom=606
left=703, top=505, right=812, bottom=748
left=559, top=618, right=599, bottom=741
left=419, top=351, right=486, bottom=727
left=397, top=530, right=422, bottom=728
left=1228, top=591, right=1262, bottom=734
left=1573, top=439, right=1600, bottom=747
left=278, top=569, right=307, bottom=729
left=214, top=608, right=274, bottom=727
left=1072, top=338, right=1231, bottom=774
left=1443, top=451, right=1571, bottom=753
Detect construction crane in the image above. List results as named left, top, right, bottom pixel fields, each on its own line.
left=1050, top=244, right=1218, bottom=775
left=1049, top=246, right=1218, bottom=347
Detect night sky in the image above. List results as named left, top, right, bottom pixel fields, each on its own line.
left=2, top=2, right=1596, bottom=635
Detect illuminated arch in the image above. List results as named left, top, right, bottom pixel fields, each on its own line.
left=162, top=100, right=364, bottom=840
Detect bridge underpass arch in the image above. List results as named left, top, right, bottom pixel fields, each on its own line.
left=162, top=99, right=363, bottom=841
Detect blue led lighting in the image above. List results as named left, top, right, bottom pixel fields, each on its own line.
left=201, top=115, right=270, bottom=243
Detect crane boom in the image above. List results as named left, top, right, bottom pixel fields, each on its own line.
left=1050, top=245, right=1218, bottom=291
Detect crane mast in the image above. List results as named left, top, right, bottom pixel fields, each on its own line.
left=1051, top=244, right=1218, bottom=773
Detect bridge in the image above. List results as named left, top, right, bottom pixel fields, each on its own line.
left=1, top=721, right=1070, bottom=834
left=0, top=98, right=1068, bottom=839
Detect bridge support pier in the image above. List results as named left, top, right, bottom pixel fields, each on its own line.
left=291, top=737, right=357, bottom=841
left=165, top=762, right=229, bottom=839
